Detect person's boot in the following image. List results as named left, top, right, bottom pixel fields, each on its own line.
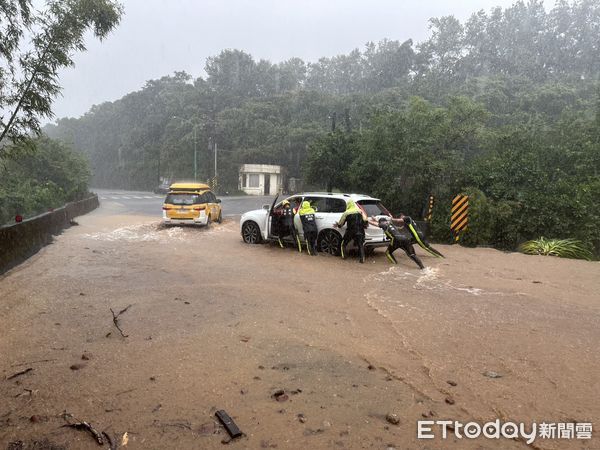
left=278, top=237, right=284, bottom=248
left=385, top=248, right=397, bottom=264
left=340, top=242, right=347, bottom=259
left=306, top=242, right=312, bottom=255
left=359, top=245, right=365, bottom=263
left=296, top=236, right=302, bottom=253
left=409, top=253, right=425, bottom=269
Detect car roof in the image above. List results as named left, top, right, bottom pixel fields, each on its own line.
left=167, top=189, right=209, bottom=195
left=289, top=192, right=380, bottom=202
left=169, top=182, right=210, bottom=191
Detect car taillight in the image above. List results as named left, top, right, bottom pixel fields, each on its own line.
left=162, top=206, right=171, bottom=210
left=193, top=205, right=205, bottom=211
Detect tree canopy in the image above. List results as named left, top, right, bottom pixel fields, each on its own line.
left=0, top=0, right=123, bottom=149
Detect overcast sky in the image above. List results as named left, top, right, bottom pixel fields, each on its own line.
left=51, top=0, right=536, bottom=119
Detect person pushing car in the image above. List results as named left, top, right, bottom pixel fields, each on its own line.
left=277, top=200, right=302, bottom=252
left=298, top=200, right=318, bottom=255
left=368, top=216, right=425, bottom=269
left=335, top=200, right=368, bottom=263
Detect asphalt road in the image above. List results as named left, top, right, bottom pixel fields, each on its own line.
left=93, top=188, right=275, bottom=217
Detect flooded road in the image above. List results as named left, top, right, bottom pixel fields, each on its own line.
left=1, top=202, right=599, bottom=449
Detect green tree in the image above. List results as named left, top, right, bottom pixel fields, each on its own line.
left=0, top=0, right=122, bottom=148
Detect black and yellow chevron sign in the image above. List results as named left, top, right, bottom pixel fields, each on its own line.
left=451, top=194, right=469, bottom=241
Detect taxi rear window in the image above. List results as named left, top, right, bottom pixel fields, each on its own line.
left=165, top=193, right=208, bottom=205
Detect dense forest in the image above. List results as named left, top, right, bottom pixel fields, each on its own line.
left=0, top=137, right=91, bottom=224
left=44, top=0, right=600, bottom=253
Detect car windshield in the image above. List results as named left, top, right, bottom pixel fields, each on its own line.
left=165, top=193, right=201, bottom=205
left=356, top=199, right=390, bottom=216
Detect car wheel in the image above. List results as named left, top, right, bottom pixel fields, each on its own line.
left=217, top=211, right=222, bottom=223
left=242, top=221, right=262, bottom=244
left=319, top=229, right=341, bottom=256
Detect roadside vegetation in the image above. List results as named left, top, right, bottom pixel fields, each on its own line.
left=0, top=0, right=122, bottom=224
left=41, top=0, right=600, bottom=256
left=0, top=137, right=91, bottom=224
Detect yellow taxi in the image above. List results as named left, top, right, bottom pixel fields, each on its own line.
left=162, top=182, right=222, bottom=226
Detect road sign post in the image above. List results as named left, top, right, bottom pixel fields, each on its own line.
left=451, top=194, right=469, bottom=242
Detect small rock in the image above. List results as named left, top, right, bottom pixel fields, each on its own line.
left=367, top=364, right=376, bottom=371
left=240, top=336, right=250, bottom=342
left=532, top=280, right=542, bottom=284
left=70, top=363, right=85, bottom=371
left=272, top=389, right=288, bottom=402
left=149, top=376, right=156, bottom=381
left=385, top=413, right=400, bottom=425
left=184, top=301, right=190, bottom=305
left=240, top=389, right=246, bottom=395
left=81, top=354, right=90, bottom=361
left=298, top=413, right=307, bottom=423
left=79, top=292, right=85, bottom=296
left=253, top=376, right=261, bottom=380
left=29, top=415, right=47, bottom=423
left=322, top=420, right=332, bottom=429
left=258, top=365, right=265, bottom=370
left=446, top=380, right=457, bottom=386
left=221, top=436, right=231, bottom=444
left=445, top=397, right=455, bottom=405
left=483, top=371, right=502, bottom=378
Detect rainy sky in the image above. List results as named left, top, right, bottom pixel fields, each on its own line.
left=51, top=0, right=543, bottom=119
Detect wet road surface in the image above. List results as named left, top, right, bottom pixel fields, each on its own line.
left=93, top=189, right=273, bottom=218
left=0, top=197, right=599, bottom=449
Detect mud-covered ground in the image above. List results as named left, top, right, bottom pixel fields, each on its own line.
left=1, top=210, right=598, bottom=449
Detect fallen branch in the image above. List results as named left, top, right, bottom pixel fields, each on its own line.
left=6, top=368, right=33, bottom=380
left=14, top=388, right=34, bottom=398
left=110, top=305, right=132, bottom=338
left=61, top=413, right=104, bottom=446
left=10, top=359, right=56, bottom=368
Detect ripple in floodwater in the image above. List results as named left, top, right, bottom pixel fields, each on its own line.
left=364, top=265, right=498, bottom=300
left=83, top=222, right=187, bottom=242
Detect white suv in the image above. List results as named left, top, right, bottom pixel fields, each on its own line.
left=239, top=192, right=392, bottom=255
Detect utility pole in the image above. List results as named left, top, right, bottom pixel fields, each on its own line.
left=193, top=127, right=197, bottom=181
left=214, top=141, right=218, bottom=179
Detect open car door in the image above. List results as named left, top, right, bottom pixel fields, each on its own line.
left=265, top=194, right=279, bottom=239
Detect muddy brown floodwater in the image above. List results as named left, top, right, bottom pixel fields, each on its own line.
left=0, top=212, right=599, bottom=449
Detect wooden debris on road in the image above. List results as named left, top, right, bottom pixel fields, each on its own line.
left=62, top=421, right=104, bottom=445
left=6, top=368, right=33, bottom=380
left=110, top=304, right=132, bottom=338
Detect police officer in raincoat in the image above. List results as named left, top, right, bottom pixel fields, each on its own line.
left=277, top=200, right=301, bottom=251
left=335, top=200, right=368, bottom=263
left=298, top=200, right=318, bottom=255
